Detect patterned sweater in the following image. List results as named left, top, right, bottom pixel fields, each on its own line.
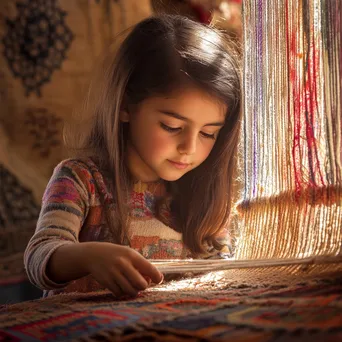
left=24, top=158, right=230, bottom=296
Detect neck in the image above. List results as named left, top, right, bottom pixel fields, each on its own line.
left=126, top=142, right=160, bottom=183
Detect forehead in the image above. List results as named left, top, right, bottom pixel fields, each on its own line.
left=142, top=86, right=227, bottom=123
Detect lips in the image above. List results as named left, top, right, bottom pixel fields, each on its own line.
left=168, top=160, right=190, bottom=169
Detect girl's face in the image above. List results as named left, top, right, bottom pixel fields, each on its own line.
left=121, top=86, right=227, bottom=182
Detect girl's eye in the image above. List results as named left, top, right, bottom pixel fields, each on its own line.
left=160, top=123, right=181, bottom=133
left=200, top=132, right=216, bottom=140
left=160, top=122, right=216, bottom=140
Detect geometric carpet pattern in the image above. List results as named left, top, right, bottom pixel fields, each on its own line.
left=1, top=270, right=341, bottom=341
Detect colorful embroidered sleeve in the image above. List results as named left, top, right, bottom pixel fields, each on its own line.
left=24, top=159, right=93, bottom=290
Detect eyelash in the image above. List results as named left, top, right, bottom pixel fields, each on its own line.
left=160, top=123, right=216, bottom=140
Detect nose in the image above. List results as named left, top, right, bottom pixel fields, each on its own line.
left=177, top=131, right=197, bottom=155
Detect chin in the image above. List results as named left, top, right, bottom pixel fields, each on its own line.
left=160, top=175, right=183, bottom=182
left=159, top=171, right=187, bottom=182
left=156, top=164, right=195, bottom=182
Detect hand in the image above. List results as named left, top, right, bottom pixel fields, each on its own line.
left=84, top=242, right=163, bottom=297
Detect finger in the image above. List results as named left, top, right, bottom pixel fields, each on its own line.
left=143, top=276, right=152, bottom=286
left=113, top=271, right=140, bottom=297
left=122, top=263, right=149, bottom=291
left=106, top=280, right=124, bottom=298
left=132, top=255, right=163, bottom=284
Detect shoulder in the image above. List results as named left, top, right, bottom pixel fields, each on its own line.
left=53, top=157, right=96, bottom=173
left=49, top=158, right=105, bottom=194
left=54, top=157, right=111, bottom=192
left=48, top=158, right=112, bottom=204
left=52, top=158, right=102, bottom=181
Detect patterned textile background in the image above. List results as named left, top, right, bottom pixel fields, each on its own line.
left=0, top=0, right=242, bottom=304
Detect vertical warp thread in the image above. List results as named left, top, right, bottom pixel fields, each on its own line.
left=236, top=0, right=342, bottom=261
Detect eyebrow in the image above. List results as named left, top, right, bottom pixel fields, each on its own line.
left=159, top=110, right=225, bottom=127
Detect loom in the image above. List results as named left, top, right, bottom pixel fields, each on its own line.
left=153, top=0, right=342, bottom=276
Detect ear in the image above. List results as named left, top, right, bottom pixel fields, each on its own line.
left=119, top=109, right=130, bottom=123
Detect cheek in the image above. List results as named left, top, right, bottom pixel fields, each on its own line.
left=198, top=141, right=215, bottom=162
left=142, top=130, right=172, bottom=158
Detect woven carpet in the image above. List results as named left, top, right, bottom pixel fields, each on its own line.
left=1, top=267, right=341, bottom=341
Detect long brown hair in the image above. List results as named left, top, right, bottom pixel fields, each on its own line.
left=65, top=14, right=241, bottom=255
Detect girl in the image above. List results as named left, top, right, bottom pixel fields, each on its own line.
left=24, top=14, right=241, bottom=298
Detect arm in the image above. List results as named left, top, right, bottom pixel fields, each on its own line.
left=46, top=242, right=90, bottom=283
left=24, top=160, right=90, bottom=290
left=24, top=159, right=163, bottom=296
left=47, top=240, right=163, bottom=297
